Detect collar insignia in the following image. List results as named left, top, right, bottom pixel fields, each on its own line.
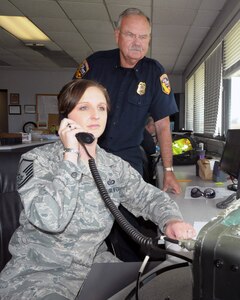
left=107, top=179, right=115, bottom=185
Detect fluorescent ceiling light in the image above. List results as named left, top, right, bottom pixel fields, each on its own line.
left=0, top=16, right=50, bottom=42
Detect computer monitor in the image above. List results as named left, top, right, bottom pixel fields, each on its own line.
left=219, top=129, right=240, bottom=198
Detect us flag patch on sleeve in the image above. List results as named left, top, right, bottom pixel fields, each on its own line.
left=160, top=74, right=171, bottom=95
left=17, top=158, right=34, bottom=189
left=74, top=60, right=89, bottom=79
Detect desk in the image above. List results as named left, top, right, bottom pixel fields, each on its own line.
left=0, top=140, right=56, bottom=152
left=156, top=163, right=232, bottom=224
left=109, top=262, right=192, bottom=300
left=0, top=140, right=56, bottom=154
left=78, top=261, right=163, bottom=300
left=78, top=260, right=192, bottom=300
left=79, top=164, right=237, bottom=300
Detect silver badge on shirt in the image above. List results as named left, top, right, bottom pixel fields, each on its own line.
left=136, top=82, right=146, bottom=95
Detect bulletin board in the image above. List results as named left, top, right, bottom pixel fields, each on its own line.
left=36, top=94, right=59, bottom=130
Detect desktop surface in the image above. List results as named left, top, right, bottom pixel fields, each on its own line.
left=156, top=164, right=235, bottom=224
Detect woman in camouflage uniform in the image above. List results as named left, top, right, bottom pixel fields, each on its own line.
left=0, top=79, right=195, bottom=299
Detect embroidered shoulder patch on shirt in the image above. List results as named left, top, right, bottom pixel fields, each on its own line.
left=74, top=60, right=89, bottom=79
left=160, top=74, right=171, bottom=95
left=17, top=158, right=34, bottom=189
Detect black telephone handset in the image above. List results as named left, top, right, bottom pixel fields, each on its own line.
left=75, top=132, right=95, bottom=144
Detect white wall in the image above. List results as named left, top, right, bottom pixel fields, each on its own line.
left=0, top=69, right=75, bottom=132
left=0, top=69, right=183, bottom=133
left=169, top=74, right=183, bottom=94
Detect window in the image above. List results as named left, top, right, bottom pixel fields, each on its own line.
left=223, top=21, right=240, bottom=132
left=185, top=20, right=240, bottom=137
left=229, top=76, right=240, bottom=129
left=223, top=21, right=240, bottom=72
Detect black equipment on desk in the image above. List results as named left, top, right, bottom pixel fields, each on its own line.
left=219, top=129, right=240, bottom=199
left=192, top=200, right=240, bottom=300
left=193, top=130, right=240, bottom=299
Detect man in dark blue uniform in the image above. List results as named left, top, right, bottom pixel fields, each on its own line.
left=73, top=8, right=181, bottom=261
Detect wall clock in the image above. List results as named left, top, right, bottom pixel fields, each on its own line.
left=23, top=122, right=37, bottom=133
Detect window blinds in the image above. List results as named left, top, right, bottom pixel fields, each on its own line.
left=194, top=64, right=205, bottom=133
left=204, top=44, right=222, bottom=135
left=185, top=19, right=240, bottom=136
left=223, top=20, right=240, bottom=72
left=185, top=76, right=194, bottom=130
left=185, top=64, right=205, bottom=133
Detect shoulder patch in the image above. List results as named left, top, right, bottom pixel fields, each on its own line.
left=74, top=60, right=89, bottom=79
left=17, top=158, right=34, bottom=189
left=160, top=74, right=171, bottom=95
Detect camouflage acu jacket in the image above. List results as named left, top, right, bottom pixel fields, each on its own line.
left=0, top=141, right=182, bottom=299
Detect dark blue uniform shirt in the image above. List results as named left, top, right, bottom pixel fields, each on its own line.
left=73, top=49, right=178, bottom=174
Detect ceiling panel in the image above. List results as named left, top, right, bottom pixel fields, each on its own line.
left=152, top=24, right=189, bottom=38
left=152, top=8, right=197, bottom=26
left=0, top=0, right=229, bottom=74
left=180, top=38, right=203, bottom=56
left=153, top=0, right=202, bottom=10
left=107, top=4, right=151, bottom=22
left=0, top=28, right=24, bottom=47
left=60, top=2, right=110, bottom=20
left=187, top=26, right=210, bottom=39
left=10, top=0, right=66, bottom=18
left=73, top=20, right=114, bottom=34
left=200, top=0, right=227, bottom=10
left=193, top=9, right=221, bottom=26
left=32, top=17, right=78, bottom=33
left=0, top=0, right=23, bottom=15
left=106, top=0, right=152, bottom=6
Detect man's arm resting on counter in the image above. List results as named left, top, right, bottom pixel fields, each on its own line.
left=155, top=117, right=181, bottom=194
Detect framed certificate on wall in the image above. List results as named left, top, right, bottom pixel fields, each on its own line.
left=9, top=105, right=21, bottom=115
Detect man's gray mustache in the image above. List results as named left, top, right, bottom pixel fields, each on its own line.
left=129, top=46, right=142, bottom=51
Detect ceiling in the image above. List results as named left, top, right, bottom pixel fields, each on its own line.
left=0, top=0, right=228, bottom=75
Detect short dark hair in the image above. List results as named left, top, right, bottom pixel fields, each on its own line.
left=116, top=8, right=151, bottom=29
left=58, top=79, right=110, bottom=119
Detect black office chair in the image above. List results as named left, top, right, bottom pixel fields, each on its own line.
left=140, top=145, right=158, bottom=186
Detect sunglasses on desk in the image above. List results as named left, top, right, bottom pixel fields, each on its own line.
left=191, top=187, right=216, bottom=199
